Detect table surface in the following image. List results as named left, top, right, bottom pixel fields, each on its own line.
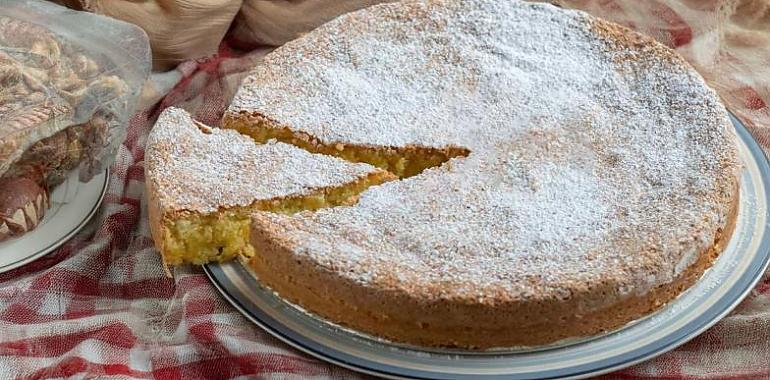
left=3, top=1, right=770, bottom=379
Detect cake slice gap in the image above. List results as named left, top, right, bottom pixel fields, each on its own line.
left=224, top=112, right=470, bottom=178
left=145, top=107, right=395, bottom=267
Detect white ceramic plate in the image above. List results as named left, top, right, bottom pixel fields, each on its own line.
left=205, top=114, right=770, bottom=379
left=0, top=169, right=109, bottom=273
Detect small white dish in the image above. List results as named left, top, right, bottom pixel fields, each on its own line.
left=0, top=169, right=109, bottom=273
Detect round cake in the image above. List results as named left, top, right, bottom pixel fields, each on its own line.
left=218, top=0, right=741, bottom=348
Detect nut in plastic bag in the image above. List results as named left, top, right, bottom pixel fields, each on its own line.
left=0, top=0, right=150, bottom=187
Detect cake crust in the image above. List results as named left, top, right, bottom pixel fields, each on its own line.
left=249, top=190, right=737, bottom=347
left=222, top=0, right=743, bottom=348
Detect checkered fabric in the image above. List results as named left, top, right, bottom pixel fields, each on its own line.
left=2, top=1, right=770, bottom=379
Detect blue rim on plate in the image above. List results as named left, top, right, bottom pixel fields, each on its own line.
left=205, top=113, right=770, bottom=380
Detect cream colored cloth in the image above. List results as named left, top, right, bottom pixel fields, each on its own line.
left=51, top=0, right=389, bottom=69
left=53, top=0, right=243, bottom=70
left=231, top=0, right=391, bottom=47
left=106, top=0, right=242, bottom=70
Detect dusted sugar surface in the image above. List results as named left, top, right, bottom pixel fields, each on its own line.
left=145, top=107, right=381, bottom=215
left=236, top=0, right=741, bottom=310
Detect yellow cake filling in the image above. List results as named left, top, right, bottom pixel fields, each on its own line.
left=160, top=171, right=394, bottom=266
left=226, top=118, right=469, bottom=178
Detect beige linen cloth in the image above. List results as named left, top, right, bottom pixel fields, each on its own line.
left=52, top=0, right=243, bottom=70
left=51, top=0, right=390, bottom=69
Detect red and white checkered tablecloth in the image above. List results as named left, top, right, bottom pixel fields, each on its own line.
left=3, top=1, right=770, bottom=379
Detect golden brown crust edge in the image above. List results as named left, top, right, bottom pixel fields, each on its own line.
left=247, top=180, right=740, bottom=348
left=145, top=176, right=173, bottom=275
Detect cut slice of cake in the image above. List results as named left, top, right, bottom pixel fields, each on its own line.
left=145, top=107, right=395, bottom=266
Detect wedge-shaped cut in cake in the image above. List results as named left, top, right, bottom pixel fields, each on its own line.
left=145, top=107, right=395, bottom=266
left=224, top=0, right=741, bottom=348
left=224, top=112, right=470, bottom=178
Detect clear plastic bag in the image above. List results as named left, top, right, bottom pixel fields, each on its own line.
left=0, top=0, right=150, bottom=240
left=0, top=0, right=150, bottom=184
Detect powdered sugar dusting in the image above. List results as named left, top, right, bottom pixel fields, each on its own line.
left=145, top=107, right=380, bottom=214
left=239, top=0, right=740, bottom=306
